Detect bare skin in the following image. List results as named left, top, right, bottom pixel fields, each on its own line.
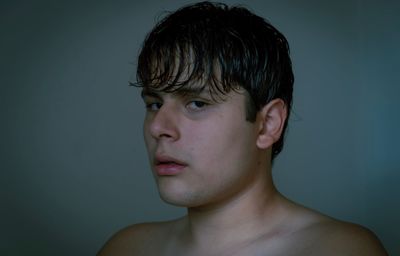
left=98, top=195, right=387, bottom=256
left=98, top=88, right=387, bottom=256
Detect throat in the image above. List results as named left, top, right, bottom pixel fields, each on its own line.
left=181, top=190, right=287, bottom=249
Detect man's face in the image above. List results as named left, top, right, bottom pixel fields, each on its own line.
left=142, top=84, right=264, bottom=208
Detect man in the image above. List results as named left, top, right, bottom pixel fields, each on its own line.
left=99, top=2, right=387, bottom=255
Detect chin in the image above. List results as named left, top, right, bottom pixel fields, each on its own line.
left=157, top=186, right=207, bottom=208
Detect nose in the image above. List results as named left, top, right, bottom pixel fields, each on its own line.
left=147, top=104, right=180, bottom=141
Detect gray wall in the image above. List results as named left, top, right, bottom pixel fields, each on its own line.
left=1, top=0, right=399, bottom=255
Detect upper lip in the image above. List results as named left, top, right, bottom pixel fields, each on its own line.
left=154, top=154, right=187, bottom=166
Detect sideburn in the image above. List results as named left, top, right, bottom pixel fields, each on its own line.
left=244, top=93, right=258, bottom=122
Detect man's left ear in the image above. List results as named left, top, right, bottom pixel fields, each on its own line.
left=256, top=99, right=287, bottom=149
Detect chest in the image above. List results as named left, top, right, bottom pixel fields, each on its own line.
left=139, top=236, right=320, bottom=256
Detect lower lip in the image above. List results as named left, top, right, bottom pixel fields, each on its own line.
left=155, top=163, right=186, bottom=176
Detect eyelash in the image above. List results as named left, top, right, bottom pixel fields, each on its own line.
left=145, top=100, right=209, bottom=112
left=186, top=100, right=208, bottom=111
left=145, top=102, right=162, bottom=111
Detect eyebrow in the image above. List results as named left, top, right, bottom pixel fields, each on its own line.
left=141, top=89, right=160, bottom=99
left=141, top=86, right=208, bottom=99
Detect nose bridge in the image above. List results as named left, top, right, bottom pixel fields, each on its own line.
left=149, top=102, right=179, bottom=139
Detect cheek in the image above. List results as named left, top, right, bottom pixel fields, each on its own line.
left=190, top=121, right=257, bottom=174
left=143, top=122, right=155, bottom=153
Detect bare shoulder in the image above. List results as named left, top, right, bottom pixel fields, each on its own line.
left=97, top=219, right=179, bottom=256
left=278, top=201, right=388, bottom=256
left=305, top=218, right=388, bottom=256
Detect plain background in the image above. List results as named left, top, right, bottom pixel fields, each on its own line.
left=1, top=0, right=399, bottom=255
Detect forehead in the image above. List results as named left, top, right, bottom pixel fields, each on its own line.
left=138, top=42, right=240, bottom=95
left=141, top=66, right=234, bottom=100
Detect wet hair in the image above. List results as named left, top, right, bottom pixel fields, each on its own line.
left=134, top=1, right=294, bottom=159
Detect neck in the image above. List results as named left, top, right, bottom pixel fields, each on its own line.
left=180, top=163, right=288, bottom=249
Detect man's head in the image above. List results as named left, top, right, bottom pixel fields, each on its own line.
left=136, top=1, right=294, bottom=160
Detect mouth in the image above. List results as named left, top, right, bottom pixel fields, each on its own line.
left=154, top=155, right=188, bottom=176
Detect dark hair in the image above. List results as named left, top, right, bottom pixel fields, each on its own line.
left=135, top=1, right=294, bottom=159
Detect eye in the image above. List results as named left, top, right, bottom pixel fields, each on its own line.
left=186, top=100, right=207, bottom=111
left=146, top=102, right=162, bottom=111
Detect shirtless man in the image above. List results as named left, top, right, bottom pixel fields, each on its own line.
left=98, top=2, right=387, bottom=255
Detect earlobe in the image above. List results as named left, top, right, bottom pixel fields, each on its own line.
left=256, top=99, right=287, bottom=149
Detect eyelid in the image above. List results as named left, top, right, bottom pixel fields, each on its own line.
left=142, top=94, right=163, bottom=111
left=185, top=99, right=210, bottom=112
left=145, top=102, right=162, bottom=111
left=142, top=90, right=162, bottom=100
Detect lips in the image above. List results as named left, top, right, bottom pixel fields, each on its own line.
left=154, top=155, right=187, bottom=176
